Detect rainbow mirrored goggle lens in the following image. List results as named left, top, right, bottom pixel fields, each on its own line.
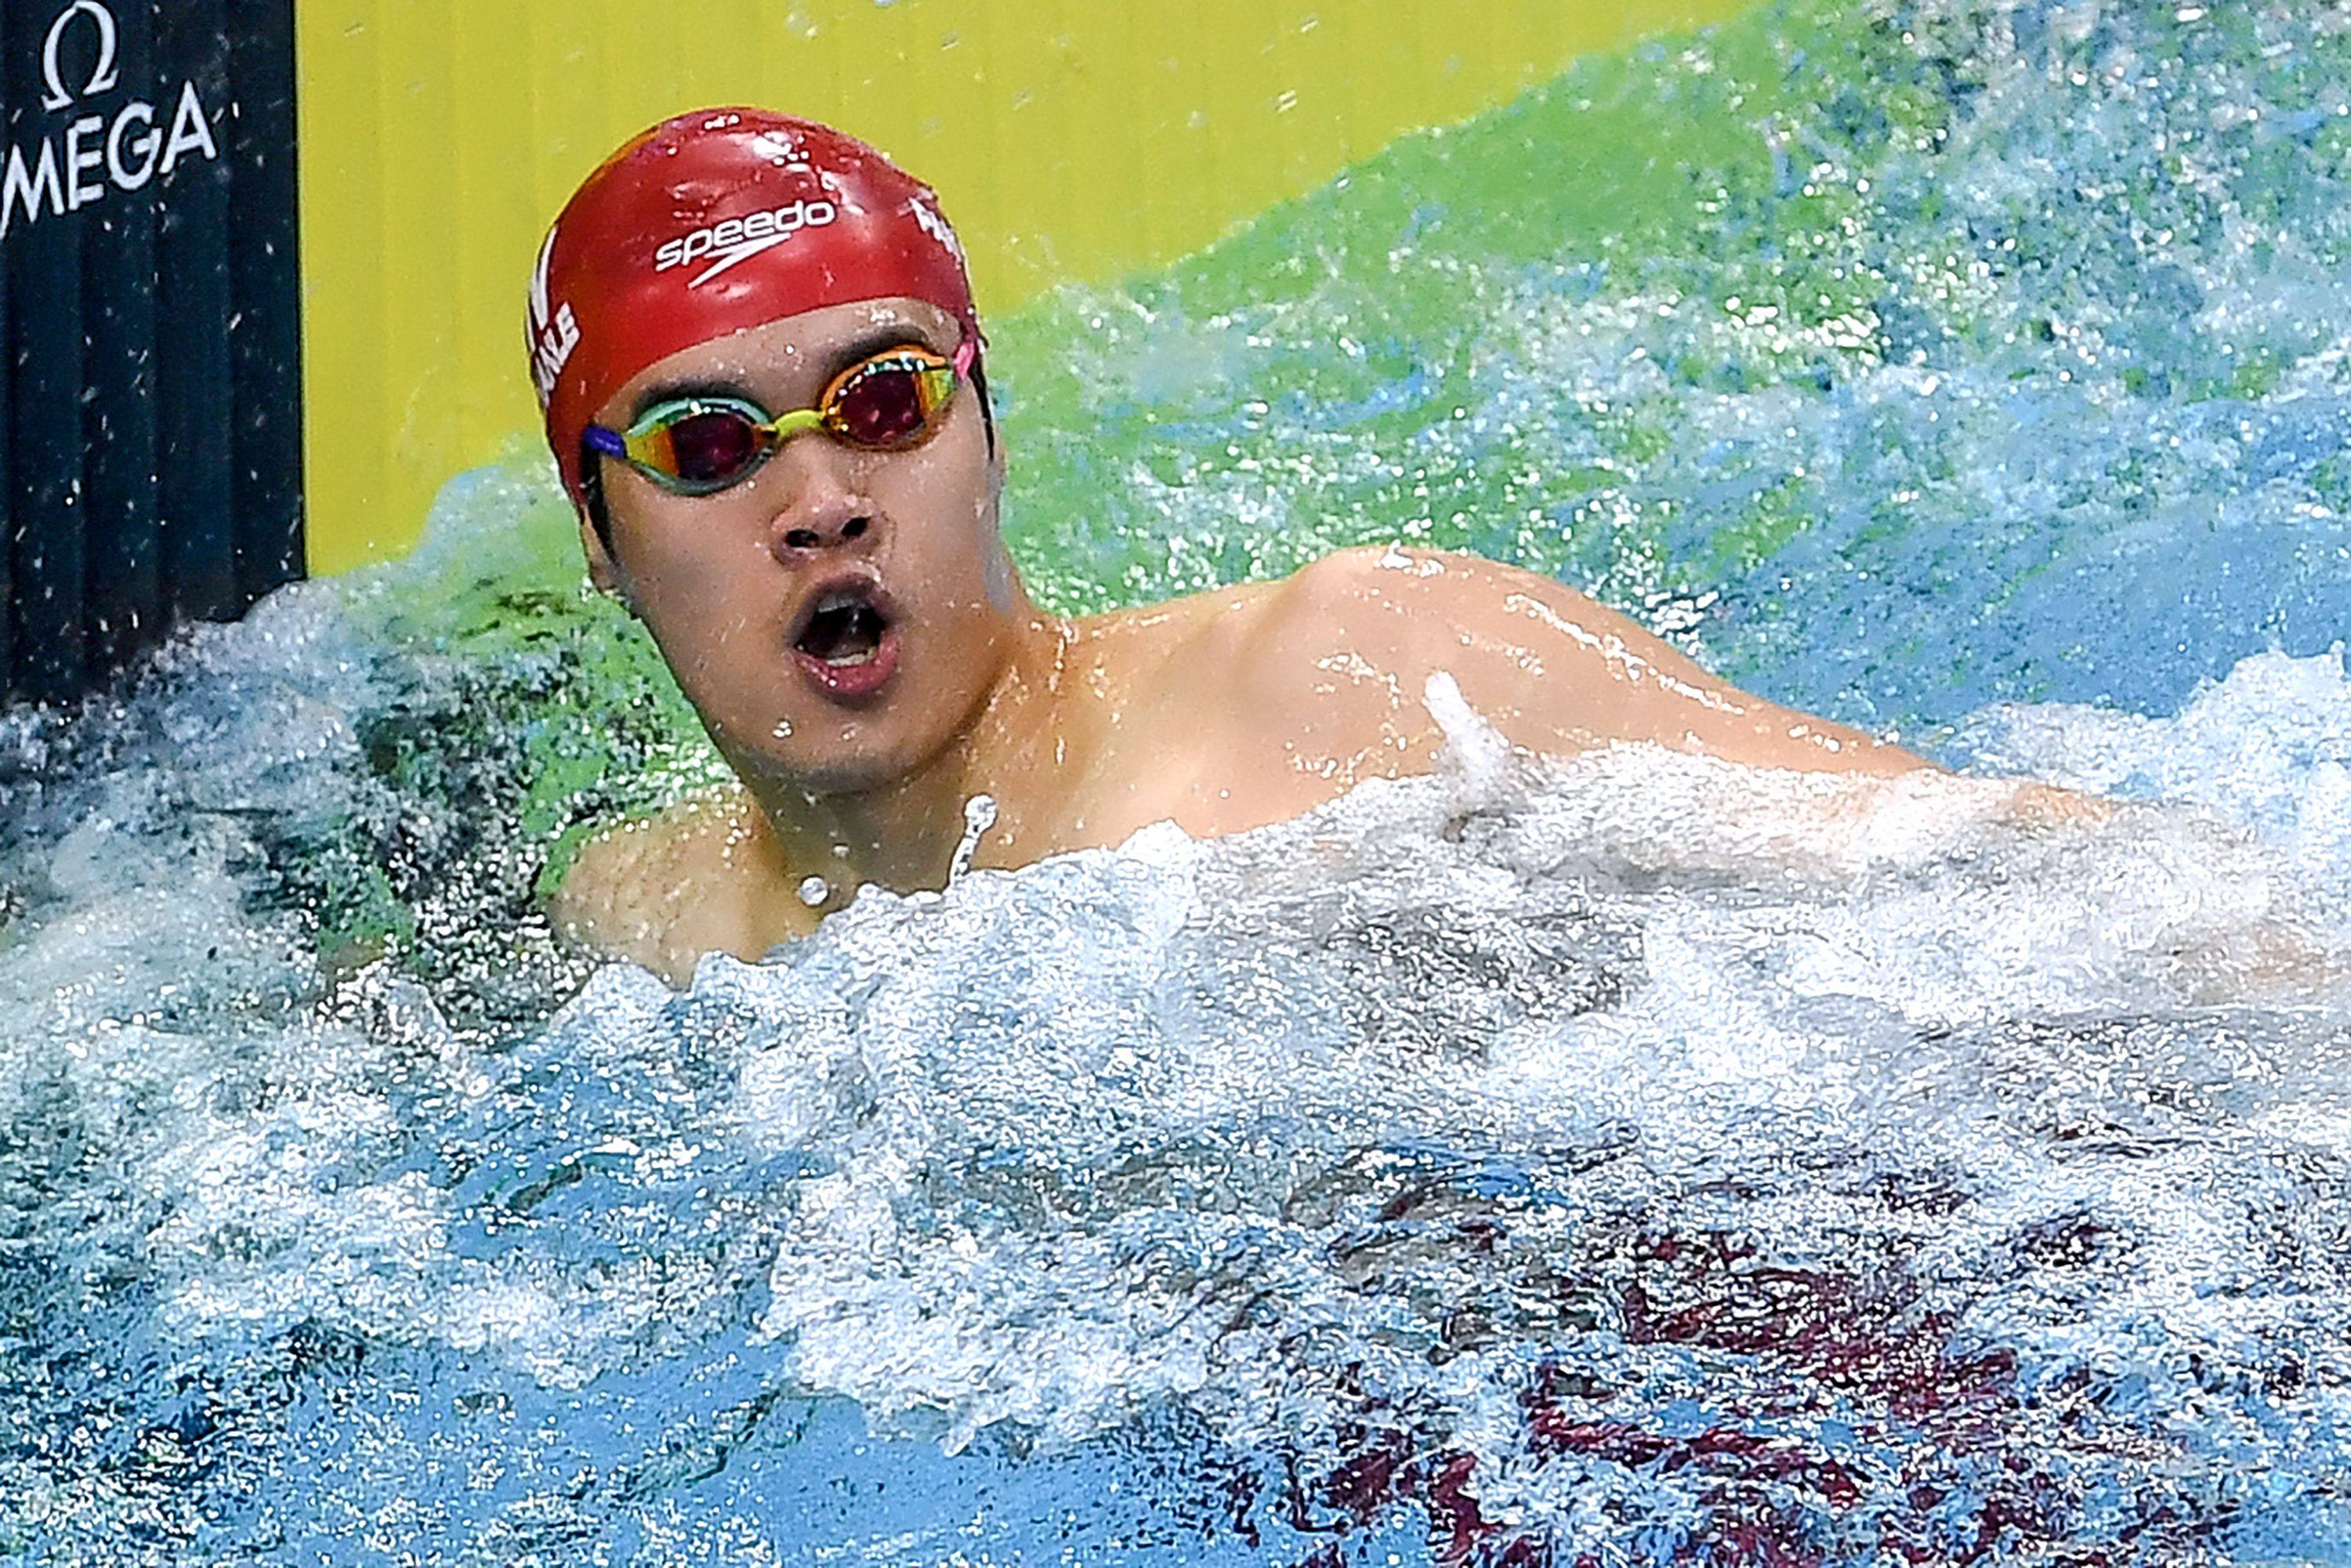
left=585, top=339, right=976, bottom=496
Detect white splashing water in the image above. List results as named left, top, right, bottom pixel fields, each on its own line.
left=8, top=563, right=2351, bottom=1561
left=8, top=0, right=2351, bottom=1551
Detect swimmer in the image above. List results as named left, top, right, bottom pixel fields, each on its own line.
left=531, top=108, right=1943, bottom=984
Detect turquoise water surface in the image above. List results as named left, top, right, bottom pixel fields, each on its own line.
left=6, top=0, right=2351, bottom=1562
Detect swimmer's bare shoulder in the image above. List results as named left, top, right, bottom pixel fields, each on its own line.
left=1262, top=545, right=1932, bottom=777
left=547, top=787, right=814, bottom=985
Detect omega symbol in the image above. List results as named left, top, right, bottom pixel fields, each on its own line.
left=41, top=1, right=121, bottom=113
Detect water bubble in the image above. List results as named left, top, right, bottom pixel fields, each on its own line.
left=797, top=875, right=830, bottom=907
left=949, top=793, right=998, bottom=885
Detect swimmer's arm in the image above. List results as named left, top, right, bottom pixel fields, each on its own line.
left=545, top=812, right=709, bottom=987
left=1288, top=545, right=1932, bottom=777
left=545, top=788, right=795, bottom=986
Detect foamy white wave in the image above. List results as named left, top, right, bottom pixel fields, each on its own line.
left=584, top=660, right=2346, bottom=1483
left=8, top=634, right=2350, bottom=1557
left=1957, top=648, right=2349, bottom=813
left=1955, top=646, right=2351, bottom=932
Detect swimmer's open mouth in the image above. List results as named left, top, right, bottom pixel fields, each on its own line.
left=796, top=592, right=888, bottom=665
left=789, top=578, right=901, bottom=699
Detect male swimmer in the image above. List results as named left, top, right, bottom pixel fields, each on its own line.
left=531, top=109, right=1933, bottom=984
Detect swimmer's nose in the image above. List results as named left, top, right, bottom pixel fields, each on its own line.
left=773, top=507, right=878, bottom=558
left=763, top=444, right=881, bottom=563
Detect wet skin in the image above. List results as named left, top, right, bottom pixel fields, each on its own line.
left=556, top=297, right=1934, bottom=985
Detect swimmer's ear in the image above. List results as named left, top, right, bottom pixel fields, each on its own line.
left=979, top=386, right=1007, bottom=495
left=574, top=443, right=631, bottom=597
left=576, top=505, right=636, bottom=613
left=577, top=507, right=618, bottom=589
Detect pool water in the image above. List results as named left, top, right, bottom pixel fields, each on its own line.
left=8, top=0, right=2351, bottom=1561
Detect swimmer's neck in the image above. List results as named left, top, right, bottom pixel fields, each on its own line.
left=741, top=612, right=1077, bottom=901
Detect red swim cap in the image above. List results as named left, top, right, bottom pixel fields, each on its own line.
left=526, top=107, right=982, bottom=509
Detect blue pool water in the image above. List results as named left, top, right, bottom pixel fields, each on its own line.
left=7, top=0, right=2351, bottom=1562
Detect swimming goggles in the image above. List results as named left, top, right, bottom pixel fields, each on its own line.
left=584, top=338, right=976, bottom=496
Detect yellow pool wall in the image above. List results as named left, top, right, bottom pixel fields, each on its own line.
left=295, top=0, right=1750, bottom=573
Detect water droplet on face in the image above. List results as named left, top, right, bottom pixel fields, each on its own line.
left=772, top=719, right=794, bottom=738
left=797, top=875, right=830, bottom=907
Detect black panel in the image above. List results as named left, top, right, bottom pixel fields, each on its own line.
left=1, top=0, right=303, bottom=704
left=151, top=0, right=237, bottom=627
left=223, top=9, right=302, bottom=610
left=3, top=1, right=89, bottom=702
left=82, top=0, right=160, bottom=675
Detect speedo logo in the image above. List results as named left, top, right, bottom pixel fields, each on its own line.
left=654, top=198, right=839, bottom=286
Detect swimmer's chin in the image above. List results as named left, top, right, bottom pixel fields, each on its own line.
left=722, top=738, right=927, bottom=804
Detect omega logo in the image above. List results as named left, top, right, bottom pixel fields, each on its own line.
left=2, top=0, right=222, bottom=245
left=40, top=0, right=121, bottom=111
